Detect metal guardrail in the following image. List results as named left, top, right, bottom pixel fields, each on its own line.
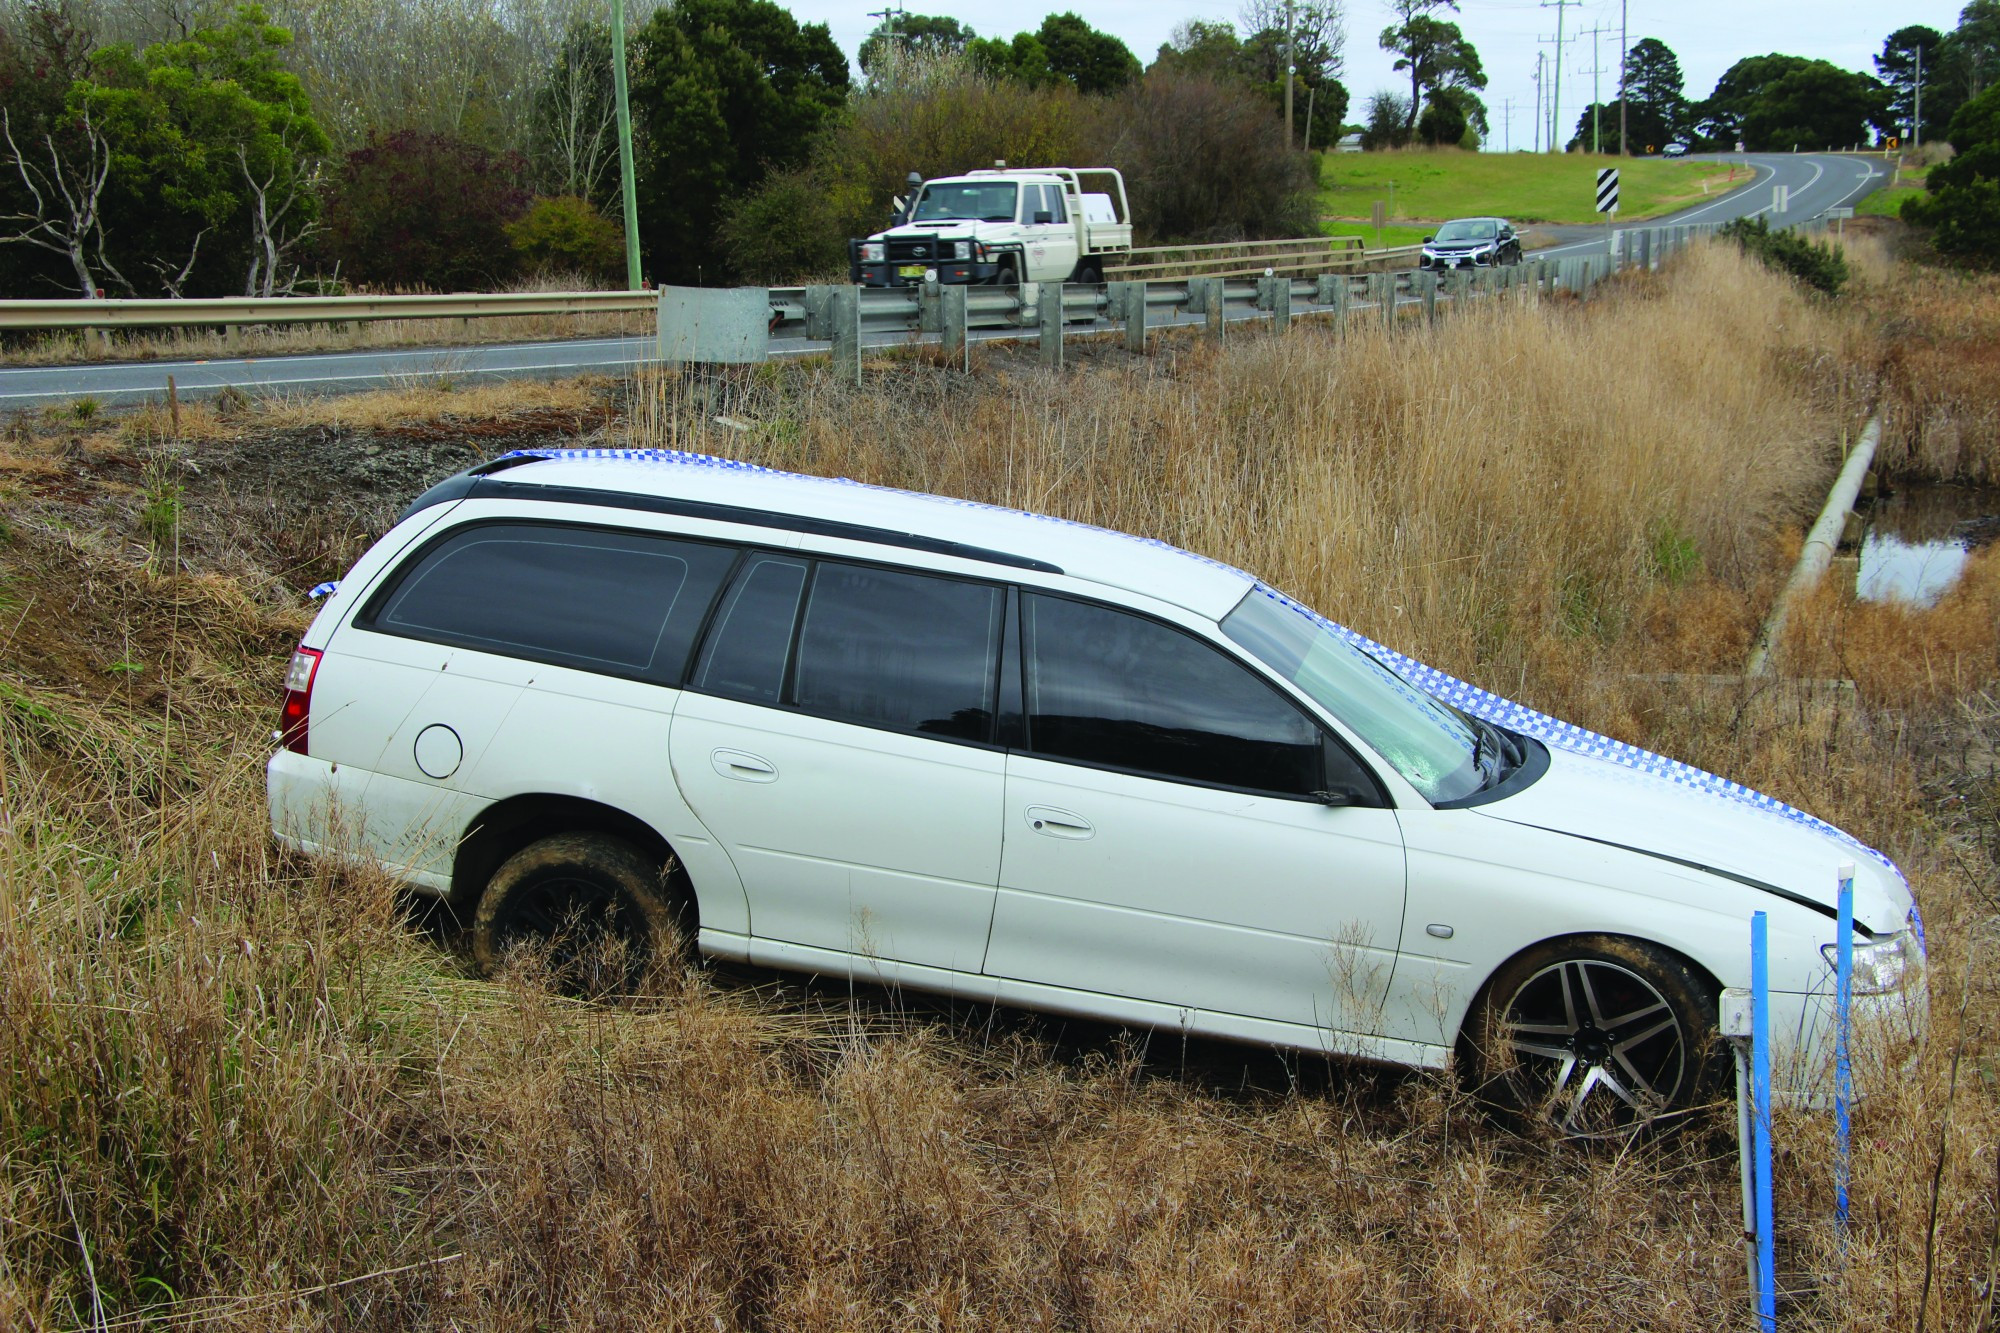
left=0, top=289, right=656, bottom=331
left=669, top=220, right=1736, bottom=379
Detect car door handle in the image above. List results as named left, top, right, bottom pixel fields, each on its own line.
left=1026, top=805, right=1093, bottom=839
left=712, top=749, right=777, bottom=782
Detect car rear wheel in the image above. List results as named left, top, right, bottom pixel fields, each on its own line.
left=472, top=832, right=685, bottom=998
left=1462, top=935, right=1724, bottom=1138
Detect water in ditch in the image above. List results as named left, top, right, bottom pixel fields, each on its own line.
left=1857, top=482, right=2000, bottom=606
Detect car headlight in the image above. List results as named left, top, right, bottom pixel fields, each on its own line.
left=860, top=242, right=884, bottom=263
left=1823, top=930, right=1921, bottom=994
left=953, top=241, right=971, bottom=260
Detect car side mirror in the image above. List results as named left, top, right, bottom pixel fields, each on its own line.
left=1034, top=210, right=1054, bottom=224
left=1423, top=235, right=1434, bottom=244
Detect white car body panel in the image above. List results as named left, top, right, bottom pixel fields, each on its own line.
left=669, top=693, right=1004, bottom=974
left=266, top=449, right=1927, bottom=1101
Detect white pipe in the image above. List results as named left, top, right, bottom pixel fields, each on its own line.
left=1746, top=410, right=1883, bottom=677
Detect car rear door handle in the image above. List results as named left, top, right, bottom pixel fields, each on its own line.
left=712, top=749, right=777, bottom=782
left=1026, top=805, right=1093, bottom=839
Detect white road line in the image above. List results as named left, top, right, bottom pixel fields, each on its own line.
left=1661, top=159, right=1774, bottom=224
left=1822, top=157, right=1887, bottom=212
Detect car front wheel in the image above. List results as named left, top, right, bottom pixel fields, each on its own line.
left=1462, top=935, right=1724, bottom=1138
left=472, top=832, right=685, bottom=998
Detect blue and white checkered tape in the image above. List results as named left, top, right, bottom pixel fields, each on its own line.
left=497, top=447, right=1903, bottom=879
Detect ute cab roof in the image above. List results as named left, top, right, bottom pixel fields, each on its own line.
left=412, top=449, right=1256, bottom=620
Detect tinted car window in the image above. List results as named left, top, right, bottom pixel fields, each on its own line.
left=694, top=555, right=808, bottom=703
left=1023, top=594, right=1322, bottom=795
left=369, top=522, right=733, bottom=679
left=794, top=564, right=1001, bottom=742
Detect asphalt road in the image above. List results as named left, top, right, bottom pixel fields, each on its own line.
left=1, top=153, right=1888, bottom=412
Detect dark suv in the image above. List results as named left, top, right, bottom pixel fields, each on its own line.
left=1420, top=218, right=1523, bottom=270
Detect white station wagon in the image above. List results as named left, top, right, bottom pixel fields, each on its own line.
left=269, top=449, right=1926, bottom=1133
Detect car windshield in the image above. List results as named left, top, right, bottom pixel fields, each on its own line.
left=913, top=183, right=1018, bottom=224
left=1434, top=220, right=1498, bottom=243
left=1221, top=588, right=1485, bottom=803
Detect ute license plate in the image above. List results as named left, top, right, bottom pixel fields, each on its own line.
left=897, top=264, right=928, bottom=278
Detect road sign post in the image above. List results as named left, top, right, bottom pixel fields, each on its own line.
left=1595, top=167, right=1620, bottom=217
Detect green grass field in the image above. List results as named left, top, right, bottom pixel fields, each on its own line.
left=1319, top=220, right=1433, bottom=249
left=1854, top=162, right=1930, bottom=218
left=1317, top=149, right=1752, bottom=226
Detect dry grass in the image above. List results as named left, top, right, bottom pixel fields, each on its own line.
left=1859, top=259, right=2000, bottom=484
left=2, top=240, right=1997, bottom=1330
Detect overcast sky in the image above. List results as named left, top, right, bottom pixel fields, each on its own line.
left=788, top=1, right=1970, bottom=150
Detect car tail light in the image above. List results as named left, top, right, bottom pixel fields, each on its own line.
left=278, top=647, right=321, bottom=754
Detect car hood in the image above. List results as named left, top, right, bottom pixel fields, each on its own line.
left=880, top=223, right=987, bottom=239
left=1427, top=239, right=1493, bottom=250
left=1474, top=745, right=1913, bottom=935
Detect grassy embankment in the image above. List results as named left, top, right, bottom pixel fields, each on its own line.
left=1318, top=147, right=1752, bottom=242
left=3, top=240, right=1999, bottom=1328
left=1854, top=161, right=1933, bottom=219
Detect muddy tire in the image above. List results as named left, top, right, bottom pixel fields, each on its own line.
left=1461, top=935, right=1725, bottom=1139
left=472, top=832, right=684, bottom=998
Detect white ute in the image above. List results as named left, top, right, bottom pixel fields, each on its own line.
left=849, top=164, right=1132, bottom=288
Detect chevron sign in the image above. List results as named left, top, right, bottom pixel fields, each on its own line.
left=1596, top=168, right=1620, bottom=214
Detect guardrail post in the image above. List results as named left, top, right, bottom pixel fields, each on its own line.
left=1367, top=272, right=1392, bottom=330
left=1315, top=274, right=1349, bottom=334
left=1417, top=270, right=1438, bottom=323
left=918, top=278, right=942, bottom=334
left=1257, top=275, right=1292, bottom=333
left=829, top=284, right=862, bottom=385
left=1188, top=277, right=1225, bottom=338
left=1638, top=229, right=1653, bottom=272
left=802, top=285, right=836, bottom=340
left=941, top=283, right=970, bottom=368
left=1037, top=281, right=1065, bottom=369
left=1110, top=281, right=1147, bottom=353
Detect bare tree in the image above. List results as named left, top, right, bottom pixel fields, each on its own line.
left=1, top=104, right=127, bottom=298
left=238, top=145, right=322, bottom=295
left=1239, top=0, right=1347, bottom=82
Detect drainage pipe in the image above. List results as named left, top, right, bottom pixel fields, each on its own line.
left=1745, top=410, right=1883, bottom=677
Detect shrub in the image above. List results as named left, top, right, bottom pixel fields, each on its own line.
left=321, top=130, right=531, bottom=291
left=1717, top=216, right=1848, bottom=295
left=1087, top=71, right=1316, bottom=242
left=1902, top=83, right=2000, bottom=263
left=506, top=195, right=626, bottom=283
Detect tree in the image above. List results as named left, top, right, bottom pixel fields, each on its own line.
left=1422, top=84, right=1484, bottom=146
left=321, top=129, right=529, bottom=289
left=1379, top=6, right=1484, bottom=135
left=1239, top=0, right=1349, bottom=148
left=0, top=0, right=103, bottom=296
left=1622, top=38, right=1687, bottom=148
left=1359, top=88, right=1411, bottom=149
left=858, top=12, right=973, bottom=77
left=530, top=17, right=618, bottom=206
left=1384, top=0, right=1480, bottom=131
left=1034, top=13, right=1140, bottom=95
left=1904, top=81, right=2000, bottom=258
left=1943, top=0, right=2000, bottom=104
left=79, top=4, right=331, bottom=296
left=628, top=0, right=848, bottom=284
left=1150, top=19, right=1243, bottom=81
left=1742, top=61, right=1890, bottom=150
left=1694, top=54, right=1887, bottom=151
left=1877, top=26, right=1960, bottom=143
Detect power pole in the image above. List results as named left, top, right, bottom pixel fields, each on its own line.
left=611, top=0, right=641, bottom=291
left=1619, top=0, right=1629, bottom=156
left=1533, top=52, right=1545, bottom=153
left=1537, top=31, right=1574, bottom=150
left=866, top=3, right=907, bottom=60
left=1541, top=0, right=1581, bottom=152
left=1284, top=0, right=1296, bottom=150
left=1914, top=40, right=1924, bottom=149
left=1500, top=96, right=1515, bottom=153
left=1579, top=24, right=1612, bottom=153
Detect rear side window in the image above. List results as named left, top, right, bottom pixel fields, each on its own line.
left=794, top=564, right=1001, bottom=741
left=365, top=522, right=733, bottom=680
left=1022, top=593, right=1323, bottom=795
left=694, top=555, right=809, bottom=703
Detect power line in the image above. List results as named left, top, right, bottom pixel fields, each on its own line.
left=1579, top=23, right=1613, bottom=152
left=1536, top=23, right=1579, bottom=151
